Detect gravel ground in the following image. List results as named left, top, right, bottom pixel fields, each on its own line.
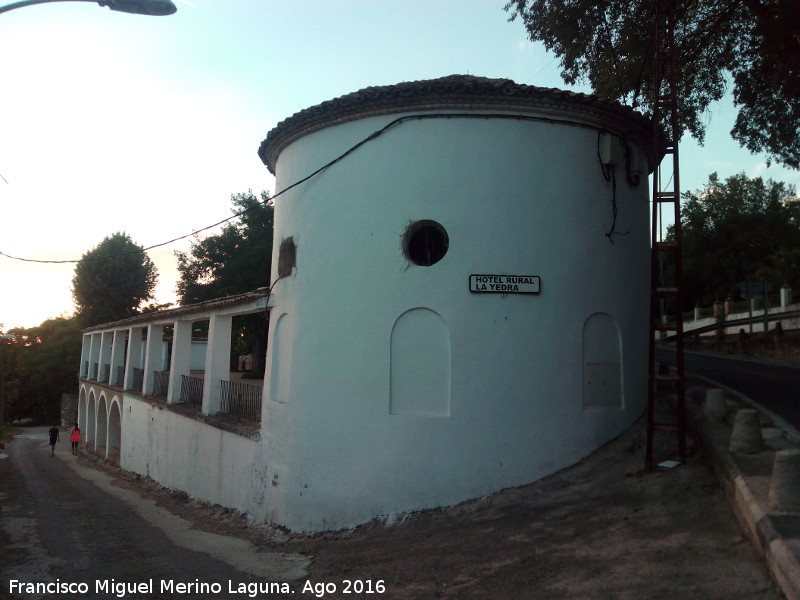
left=82, top=407, right=781, bottom=600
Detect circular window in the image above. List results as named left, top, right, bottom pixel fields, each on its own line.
left=403, top=220, right=449, bottom=266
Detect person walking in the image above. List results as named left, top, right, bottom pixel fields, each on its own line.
left=48, top=425, right=60, bottom=457
left=69, top=424, right=81, bottom=455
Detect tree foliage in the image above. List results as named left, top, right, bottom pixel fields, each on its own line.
left=2, top=318, right=81, bottom=424
left=504, top=0, right=800, bottom=168
left=671, top=172, right=800, bottom=308
left=175, top=191, right=274, bottom=305
left=72, top=232, right=158, bottom=327
left=175, top=191, right=274, bottom=374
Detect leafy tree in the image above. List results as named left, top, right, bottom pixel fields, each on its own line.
left=504, top=0, right=800, bottom=168
left=760, top=247, right=800, bottom=290
left=72, top=232, right=158, bottom=327
left=175, top=191, right=274, bottom=373
left=670, top=172, right=800, bottom=309
left=3, top=318, right=81, bottom=424
left=0, top=328, right=17, bottom=426
left=176, top=191, right=274, bottom=304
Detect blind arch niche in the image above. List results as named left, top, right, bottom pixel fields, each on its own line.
left=390, top=308, right=451, bottom=416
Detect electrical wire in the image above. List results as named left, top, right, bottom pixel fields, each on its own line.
left=1, top=111, right=645, bottom=264
left=596, top=130, right=634, bottom=242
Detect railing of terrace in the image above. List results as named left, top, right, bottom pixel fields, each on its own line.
left=91, top=362, right=98, bottom=380
left=115, top=365, right=125, bottom=387
left=153, top=370, right=170, bottom=399
left=220, top=379, right=262, bottom=422
left=130, top=368, right=144, bottom=392
left=101, top=363, right=111, bottom=383
left=180, top=375, right=204, bottom=407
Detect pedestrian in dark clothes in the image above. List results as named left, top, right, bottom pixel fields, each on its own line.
left=48, top=426, right=59, bottom=457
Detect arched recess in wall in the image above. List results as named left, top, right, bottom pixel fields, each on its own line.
left=86, top=390, right=96, bottom=444
left=390, top=308, right=451, bottom=416
left=107, top=399, right=122, bottom=462
left=582, top=313, right=623, bottom=409
left=270, top=313, right=293, bottom=403
left=96, top=395, right=108, bottom=453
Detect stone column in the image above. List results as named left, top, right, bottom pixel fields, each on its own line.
left=79, top=334, right=92, bottom=378
left=142, top=324, right=164, bottom=396
left=88, top=332, right=102, bottom=380
left=781, top=285, right=792, bottom=308
left=124, top=326, right=145, bottom=391
left=168, top=320, right=193, bottom=404
left=99, top=331, right=114, bottom=383
left=203, top=314, right=232, bottom=416
left=110, top=329, right=127, bottom=386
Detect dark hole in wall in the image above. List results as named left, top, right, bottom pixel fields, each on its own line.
left=278, top=237, right=296, bottom=277
left=404, top=220, right=449, bottom=266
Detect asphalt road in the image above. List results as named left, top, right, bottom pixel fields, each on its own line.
left=655, top=347, right=800, bottom=432
left=0, top=428, right=307, bottom=600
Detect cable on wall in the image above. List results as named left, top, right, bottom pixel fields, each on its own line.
left=1, top=111, right=646, bottom=264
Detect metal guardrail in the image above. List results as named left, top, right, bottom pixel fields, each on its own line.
left=129, top=367, right=144, bottom=392
left=662, top=308, right=800, bottom=342
left=153, top=370, right=170, bottom=398
left=180, top=375, right=204, bottom=407
left=220, top=379, right=262, bottom=422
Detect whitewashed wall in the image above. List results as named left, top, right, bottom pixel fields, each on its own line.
left=120, top=394, right=258, bottom=512
left=257, top=111, right=651, bottom=531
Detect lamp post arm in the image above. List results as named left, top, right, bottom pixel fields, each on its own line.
left=0, top=0, right=176, bottom=15
left=0, top=0, right=93, bottom=14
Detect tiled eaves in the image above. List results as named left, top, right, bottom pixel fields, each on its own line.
left=258, top=74, right=657, bottom=175
left=82, top=287, right=270, bottom=334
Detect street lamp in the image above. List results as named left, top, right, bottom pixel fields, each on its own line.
left=0, top=0, right=175, bottom=413
left=0, top=0, right=177, bottom=16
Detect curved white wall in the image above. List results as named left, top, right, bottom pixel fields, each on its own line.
left=259, top=111, right=650, bottom=531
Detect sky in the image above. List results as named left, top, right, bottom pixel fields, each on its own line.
left=0, top=0, right=797, bottom=329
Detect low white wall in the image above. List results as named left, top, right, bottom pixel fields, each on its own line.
left=120, top=393, right=258, bottom=512
left=686, top=302, right=800, bottom=336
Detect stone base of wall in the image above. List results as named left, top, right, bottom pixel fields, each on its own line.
left=60, top=393, right=79, bottom=428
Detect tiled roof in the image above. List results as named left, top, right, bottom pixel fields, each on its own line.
left=82, top=287, right=270, bottom=333
left=258, top=74, right=655, bottom=174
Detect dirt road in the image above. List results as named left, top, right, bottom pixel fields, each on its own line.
left=0, top=409, right=783, bottom=599
left=286, top=415, right=781, bottom=599
left=0, top=428, right=306, bottom=600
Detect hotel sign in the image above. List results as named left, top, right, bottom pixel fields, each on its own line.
left=469, top=274, right=541, bottom=294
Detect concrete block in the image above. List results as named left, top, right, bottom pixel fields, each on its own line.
left=730, top=409, right=764, bottom=453
left=703, top=388, right=728, bottom=422
left=769, top=449, right=800, bottom=511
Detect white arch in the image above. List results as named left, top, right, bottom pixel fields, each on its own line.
left=582, top=312, right=623, bottom=409
left=390, top=308, right=451, bottom=417
left=96, top=394, right=108, bottom=453
left=107, top=399, right=122, bottom=462
left=86, top=390, right=96, bottom=444
left=77, top=387, right=87, bottom=431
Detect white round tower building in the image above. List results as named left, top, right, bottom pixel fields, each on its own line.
left=255, top=75, right=656, bottom=531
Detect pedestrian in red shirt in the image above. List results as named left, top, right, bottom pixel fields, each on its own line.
left=69, top=424, right=81, bottom=455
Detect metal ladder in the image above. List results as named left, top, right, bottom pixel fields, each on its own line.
left=646, top=0, right=686, bottom=469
